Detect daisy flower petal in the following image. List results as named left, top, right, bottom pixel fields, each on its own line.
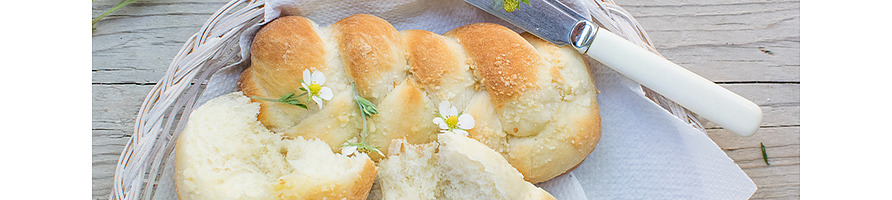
left=439, top=101, right=451, bottom=116
left=375, top=149, right=386, bottom=157
left=341, top=146, right=358, bottom=156
left=433, top=117, right=448, bottom=129
left=303, top=69, right=312, bottom=83
left=312, top=70, right=325, bottom=85
left=318, top=87, right=333, bottom=100
left=452, top=129, right=469, bottom=136
left=447, top=106, right=459, bottom=117
left=458, top=114, right=475, bottom=130
left=313, top=96, right=324, bottom=109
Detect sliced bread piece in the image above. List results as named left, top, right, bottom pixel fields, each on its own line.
left=371, top=132, right=554, bottom=200
left=174, top=92, right=376, bottom=200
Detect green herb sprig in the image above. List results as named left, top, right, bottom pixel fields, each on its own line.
left=92, top=0, right=138, bottom=30
left=343, top=82, right=384, bottom=157
left=761, top=142, right=770, bottom=165
left=250, top=92, right=309, bottom=109
left=503, top=0, right=530, bottom=12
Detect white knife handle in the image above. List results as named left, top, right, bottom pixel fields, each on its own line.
left=584, top=27, right=762, bottom=136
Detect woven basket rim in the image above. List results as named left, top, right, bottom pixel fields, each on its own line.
left=109, top=0, right=704, bottom=199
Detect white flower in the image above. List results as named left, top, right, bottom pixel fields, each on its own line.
left=341, top=145, right=358, bottom=156
left=302, top=69, right=333, bottom=109
left=432, top=101, right=475, bottom=136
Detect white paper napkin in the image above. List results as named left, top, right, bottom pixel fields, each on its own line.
left=186, top=0, right=757, bottom=199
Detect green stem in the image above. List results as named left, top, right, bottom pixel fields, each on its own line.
left=92, top=0, right=138, bottom=27
left=345, top=82, right=381, bottom=157
left=250, top=96, right=280, bottom=102
left=761, top=142, right=770, bottom=165
left=354, top=82, right=369, bottom=143
left=360, top=109, right=368, bottom=143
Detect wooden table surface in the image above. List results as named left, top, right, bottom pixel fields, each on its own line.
left=91, top=0, right=800, bottom=199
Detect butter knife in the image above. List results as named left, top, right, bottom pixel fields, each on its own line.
left=464, top=0, right=762, bottom=136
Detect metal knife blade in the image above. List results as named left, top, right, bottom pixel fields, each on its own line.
left=463, top=0, right=592, bottom=47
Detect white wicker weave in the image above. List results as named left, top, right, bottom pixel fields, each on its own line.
left=109, top=0, right=704, bottom=199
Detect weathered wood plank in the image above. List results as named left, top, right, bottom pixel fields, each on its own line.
left=661, top=43, right=799, bottom=82
left=619, top=0, right=799, bottom=47
left=92, top=85, right=155, bottom=199
left=708, top=126, right=800, bottom=199
left=93, top=85, right=155, bottom=131
left=93, top=130, right=131, bottom=199
left=92, top=0, right=230, bottom=84
left=701, top=83, right=800, bottom=129
left=618, top=0, right=800, bottom=82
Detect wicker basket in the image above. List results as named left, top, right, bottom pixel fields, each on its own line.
left=110, top=0, right=704, bottom=199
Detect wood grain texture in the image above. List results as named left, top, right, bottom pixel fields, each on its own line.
left=92, top=0, right=230, bottom=199
left=616, top=0, right=800, bottom=199
left=91, top=0, right=799, bottom=199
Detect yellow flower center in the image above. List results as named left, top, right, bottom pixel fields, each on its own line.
left=445, top=115, right=459, bottom=129
left=308, top=83, right=322, bottom=95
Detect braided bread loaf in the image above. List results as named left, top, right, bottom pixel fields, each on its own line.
left=238, top=14, right=601, bottom=183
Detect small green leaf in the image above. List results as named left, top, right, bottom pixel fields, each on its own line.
left=356, top=96, right=378, bottom=116
left=295, top=104, right=308, bottom=109
left=520, top=0, right=529, bottom=4
left=250, top=93, right=309, bottom=110
left=761, top=142, right=770, bottom=165
left=279, top=92, right=295, bottom=101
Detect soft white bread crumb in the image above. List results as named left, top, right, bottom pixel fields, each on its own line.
left=275, top=138, right=377, bottom=199
left=371, top=133, right=554, bottom=200
left=174, top=92, right=376, bottom=200
left=438, top=132, right=554, bottom=200
left=374, top=140, right=440, bottom=200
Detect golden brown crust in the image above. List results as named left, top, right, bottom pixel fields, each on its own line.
left=349, top=158, right=379, bottom=199
left=272, top=156, right=377, bottom=200
left=283, top=157, right=377, bottom=200
left=402, top=29, right=477, bottom=109
left=331, top=14, right=406, bottom=101
left=506, top=99, right=601, bottom=183
left=444, top=23, right=541, bottom=107
left=403, top=29, right=456, bottom=88
left=242, top=16, right=326, bottom=95
left=249, top=16, right=326, bottom=74
left=239, top=16, right=326, bottom=131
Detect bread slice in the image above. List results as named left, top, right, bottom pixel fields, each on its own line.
left=174, top=92, right=376, bottom=200
left=438, top=132, right=555, bottom=200
left=370, top=133, right=554, bottom=200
